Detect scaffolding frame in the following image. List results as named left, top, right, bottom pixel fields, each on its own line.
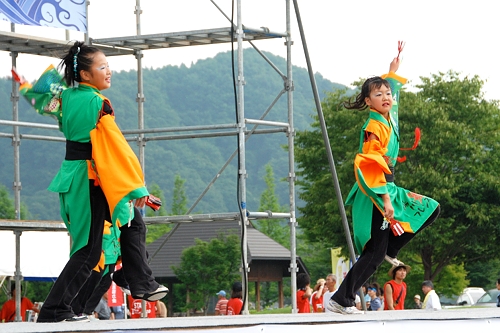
left=0, top=0, right=339, bottom=319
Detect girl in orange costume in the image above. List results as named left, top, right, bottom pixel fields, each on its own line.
left=327, top=57, right=440, bottom=315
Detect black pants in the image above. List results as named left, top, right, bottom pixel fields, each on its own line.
left=113, top=207, right=158, bottom=296
left=71, top=264, right=114, bottom=315
left=37, top=182, right=107, bottom=322
left=332, top=205, right=441, bottom=307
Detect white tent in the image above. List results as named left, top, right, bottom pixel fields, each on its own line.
left=0, top=230, right=70, bottom=281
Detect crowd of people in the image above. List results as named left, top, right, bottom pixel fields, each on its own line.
left=296, top=265, right=442, bottom=313
left=0, top=284, right=168, bottom=322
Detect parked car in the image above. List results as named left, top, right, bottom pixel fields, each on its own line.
left=456, top=287, right=486, bottom=306
left=439, top=294, right=458, bottom=307
left=475, top=289, right=499, bottom=308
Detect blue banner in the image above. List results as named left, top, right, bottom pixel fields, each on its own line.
left=0, top=0, right=87, bottom=32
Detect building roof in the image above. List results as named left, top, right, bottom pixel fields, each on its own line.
left=146, top=221, right=307, bottom=282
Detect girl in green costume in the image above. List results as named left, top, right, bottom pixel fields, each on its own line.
left=327, top=57, right=440, bottom=315
left=17, top=41, right=165, bottom=323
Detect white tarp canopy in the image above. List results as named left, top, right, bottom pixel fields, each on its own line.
left=0, top=230, right=69, bottom=281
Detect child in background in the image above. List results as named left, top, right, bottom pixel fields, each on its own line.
left=226, top=282, right=243, bottom=315
left=367, top=283, right=383, bottom=311
left=310, top=278, right=326, bottom=312
left=296, top=273, right=312, bottom=313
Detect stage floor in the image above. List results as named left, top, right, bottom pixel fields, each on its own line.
left=1, top=308, right=499, bottom=333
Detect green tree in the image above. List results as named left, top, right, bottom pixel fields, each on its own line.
left=252, top=164, right=290, bottom=308
left=171, top=174, right=188, bottom=215
left=145, top=182, right=170, bottom=244
left=295, top=71, right=500, bottom=291
left=172, top=233, right=240, bottom=315
left=254, top=164, right=289, bottom=247
left=0, top=184, right=16, bottom=219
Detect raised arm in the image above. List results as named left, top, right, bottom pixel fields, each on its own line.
left=389, top=57, right=400, bottom=73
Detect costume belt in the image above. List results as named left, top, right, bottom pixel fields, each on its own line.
left=65, top=140, right=92, bottom=160
left=384, top=166, right=395, bottom=183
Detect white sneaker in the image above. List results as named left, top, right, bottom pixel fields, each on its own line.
left=327, top=299, right=364, bottom=315
left=385, top=255, right=404, bottom=266
left=133, top=285, right=169, bottom=301
left=61, top=315, right=90, bottom=322
left=342, top=306, right=364, bottom=315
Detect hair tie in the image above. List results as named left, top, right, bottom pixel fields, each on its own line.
left=73, top=47, right=80, bottom=78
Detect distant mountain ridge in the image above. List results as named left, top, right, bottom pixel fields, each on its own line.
left=0, top=48, right=347, bottom=220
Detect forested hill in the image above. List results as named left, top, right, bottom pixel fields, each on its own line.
left=0, top=48, right=347, bottom=220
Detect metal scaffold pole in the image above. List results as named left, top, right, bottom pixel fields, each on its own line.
left=135, top=0, right=146, bottom=173
left=10, top=49, right=21, bottom=221
left=285, top=0, right=299, bottom=314
left=235, top=0, right=250, bottom=315
left=292, top=0, right=366, bottom=308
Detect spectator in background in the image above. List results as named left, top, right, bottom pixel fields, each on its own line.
left=155, top=300, right=167, bottom=318
left=214, top=290, right=228, bottom=316
left=496, top=279, right=500, bottom=307
left=367, top=283, right=383, bottom=311
left=421, top=280, right=441, bottom=310
left=323, top=274, right=337, bottom=313
left=93, top=292, right=111, bottom=320
left=384, top=264, right=410, bottom=310
left=310, top=278, right=326, bottom=312
left=0, top=284, right=39, bottom=322
left=226, top=282, right=243, bottom=315
left=110, top=305, right=125, bottom=319
left=360, top=283, right=371, bottom=309
left=296, top=273, right=312, bottom=313
left=413, top=294, right=422, bottom=309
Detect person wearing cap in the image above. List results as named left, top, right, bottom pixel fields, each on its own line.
left=384, top=264, right=410, bottom=310
left=0, top=284, right=39, bottom=322
left=226, top=282, right=243, bottom=315
left=310, top=278, right=327, bottom=312
left=214, top=290, right=228, bottom=315
left=413, top=294, right=422, bottom=309
left=421, top=280, right=441, bottom=310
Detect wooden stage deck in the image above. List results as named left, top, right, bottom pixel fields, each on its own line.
left=1, top=307, right=499, bottom=333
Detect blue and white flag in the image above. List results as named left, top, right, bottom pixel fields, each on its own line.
left=0, top=0, right=87, bottom=32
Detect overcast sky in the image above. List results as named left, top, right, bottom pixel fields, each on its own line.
left=1, top=0, right=498, bottom=100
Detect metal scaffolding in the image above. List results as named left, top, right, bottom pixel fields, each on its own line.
left=0, top=0, right=334, bottom=318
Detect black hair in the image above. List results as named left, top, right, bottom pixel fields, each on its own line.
left=10, top=283, right=21, bottom=293
left=230, top=281, right=243, bottom=299
left=343, top=76, right=391, bottom=111
left=392, top=265, right=407, bottom=279
left=59, top=41, right=103, bottom=86
left=297, top=272, right=310, bottom=290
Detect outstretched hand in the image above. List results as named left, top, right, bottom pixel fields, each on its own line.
left=389, top=58, right=400, bottom=73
